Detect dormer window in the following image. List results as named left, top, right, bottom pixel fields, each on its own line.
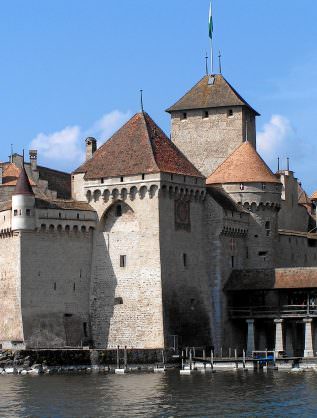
left=227, top=109, right=234, bottom=118
left=181, top=112, right=187, bottom=120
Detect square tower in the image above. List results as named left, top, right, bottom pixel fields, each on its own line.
left=167, top=74, right=259, bottom=177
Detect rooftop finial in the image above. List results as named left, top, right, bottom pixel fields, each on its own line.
left=22, top=149, right=25, bottom=165
left=205, top=52, right=209, bottom=75
left=218, top=50, right=222, bottom=74
left=277, top=157, right=280, bottom=172
left=10, top=144, right=13, bottom=163
left=287, top=157, right=290, bottom=171
left=140, top=89, right=144, bottom=112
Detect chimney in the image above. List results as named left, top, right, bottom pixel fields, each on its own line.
left=85, top=137, right=97, bottom=161
left=29, top=150, right=38, bottom=171
left=0, top=166, right=3, bottom=185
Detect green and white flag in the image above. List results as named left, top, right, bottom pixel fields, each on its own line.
left=208, top=1, right=213, bottom=40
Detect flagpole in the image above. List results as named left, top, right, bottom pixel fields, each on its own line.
left=208, top=1, right=213, bottom=75
left=210, top=37, right=213, bottom=74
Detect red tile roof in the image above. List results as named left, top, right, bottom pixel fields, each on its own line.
left=74, top=112, right=203, bottom=179
left=206, top=141, right=280, bottom=185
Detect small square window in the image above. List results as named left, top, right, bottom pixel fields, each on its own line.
left=240, top=183, right=244, bottom=191
left=101, top=178, right=104, bottom=184
left=203, top=110, right=209, bottom=119
left=181, top=112, right=187, bottom=120
left=142, top=174, right=145, bottom=180
left=120, top=177, right=124, bottom=182
left=14, top=210, right=18, bottom=216
left=120, top=255, right=126, bottom=268
left=262, top=183, right=266, bottom=190
left=227, top=109, right=234, bottom=118
left=26, top=209, right=31, bottom=216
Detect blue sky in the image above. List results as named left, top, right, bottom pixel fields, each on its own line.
left=1, top=0, right=317, bottom=193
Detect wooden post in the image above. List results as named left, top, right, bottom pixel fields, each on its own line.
left=162, top=350, right=165, bottom=366
left=124, top=346, right=127, bottom=370
left=117, top=345, right=120, bottom=369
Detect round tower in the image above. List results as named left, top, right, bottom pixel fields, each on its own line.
left=11, top=167, right=36, bottom=231
left=207, top=141, right=282, bottom=268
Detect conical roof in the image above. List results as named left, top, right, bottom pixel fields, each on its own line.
left=311, top=191, right=317, bottom=201
left=166, top=74, right=260, bottom=115
left=74, top=112, right=203, bottom=179
left=13, top=166, right=34, bottom=195
left=206, top=141, right=280, bottom=185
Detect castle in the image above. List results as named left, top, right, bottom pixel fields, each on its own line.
left=1, top=73, right=317, bottom=358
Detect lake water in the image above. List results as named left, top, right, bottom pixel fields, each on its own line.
left=1, top=370, right=317, bottom=417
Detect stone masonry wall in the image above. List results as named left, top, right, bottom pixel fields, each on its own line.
left=171, top=106, right=256, bottom=177
left=159, top=184, right=212, bottom=348
left=20, top=229, right=93, bottom=348
left=88, top=180, right=164, bottom=349
left=0, top=233, right=24, bottom=346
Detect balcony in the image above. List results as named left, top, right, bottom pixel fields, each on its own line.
left=228, top=304, right=317, bottom=319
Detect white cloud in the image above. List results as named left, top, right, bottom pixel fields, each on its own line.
left=31, top=126, right=83, bottom=164
left=257, top=115, right=294, bottom=157
left=30, top=110, right=131, bottom=171
left=87, top=110, right=131, bottom=140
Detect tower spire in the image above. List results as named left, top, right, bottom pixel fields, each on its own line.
left=140, top=89, right=144, bottom=112
left=218, top=50, right=222, bottom=74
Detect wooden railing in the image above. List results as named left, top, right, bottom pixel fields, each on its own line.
left=228, top=304, right=317, bottom=319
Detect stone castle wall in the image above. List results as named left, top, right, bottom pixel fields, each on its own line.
left=19, top=229, right=93, bottom=348
left=87, top=178, right=165, bottom=349
left=0, top=233, right=24, bottom=347
left=159, top=181, right=212, bottom=348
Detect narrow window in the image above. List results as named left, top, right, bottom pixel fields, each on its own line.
left=26, top=209, right=31, bottom=216
left=265, top=221, right=271, bottom=236
left=83, top=322, right=88, bottom=337
left=116, top=204, right=122, bottom=217
left=240, top=183, right=244, bottom=191
left=14, top=209, right=18, bottom=216
left=246, top=247, right=249, bottom=259
left=258, top=251, right=268, bottom=256
left=142, top=173, right=145, bottom=180
left=183, top=176, right=186, bottom=183
left=171, top=174, right=174, bottom=181
left=203, top=110, right=209, bottom=119
left=58, top=212, right=62, bottom=219
left=54, top=282, right=57, bottom=291
left=73, top=283, right=76, bottom=292
left=227, top=109, right=233, bottom=117
left=120, top=177, right=124, bottom=183
left=262, top=183, right=266, bottom=190
left=183, top=253, right=188, bottom=268
left=101, top=178, right=104, bottom=184
left=77, top=213, right=80, bottom=219
left=231, top=256, right=234, bottom=268
left=120, top=255, right=126, bottom=268
left=181, top=112, right=187, bottom=120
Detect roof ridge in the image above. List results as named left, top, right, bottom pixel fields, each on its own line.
left=141, top=112, right=160, bottom=172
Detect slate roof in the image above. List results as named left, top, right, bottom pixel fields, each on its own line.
left=206, top=141, right=280, bottom=185
left=74, top=112, right=203, bottom=179
left=166, top=74, right=260, bottom=115
left=225, top=268, right=317, bottom=291
left=13, top=167, right=34, bottom=196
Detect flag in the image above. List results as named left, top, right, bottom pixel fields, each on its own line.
left=209, top=2, right=213, bottom=40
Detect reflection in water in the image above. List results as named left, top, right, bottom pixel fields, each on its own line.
left=0, top=370, right=317, bottom=417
